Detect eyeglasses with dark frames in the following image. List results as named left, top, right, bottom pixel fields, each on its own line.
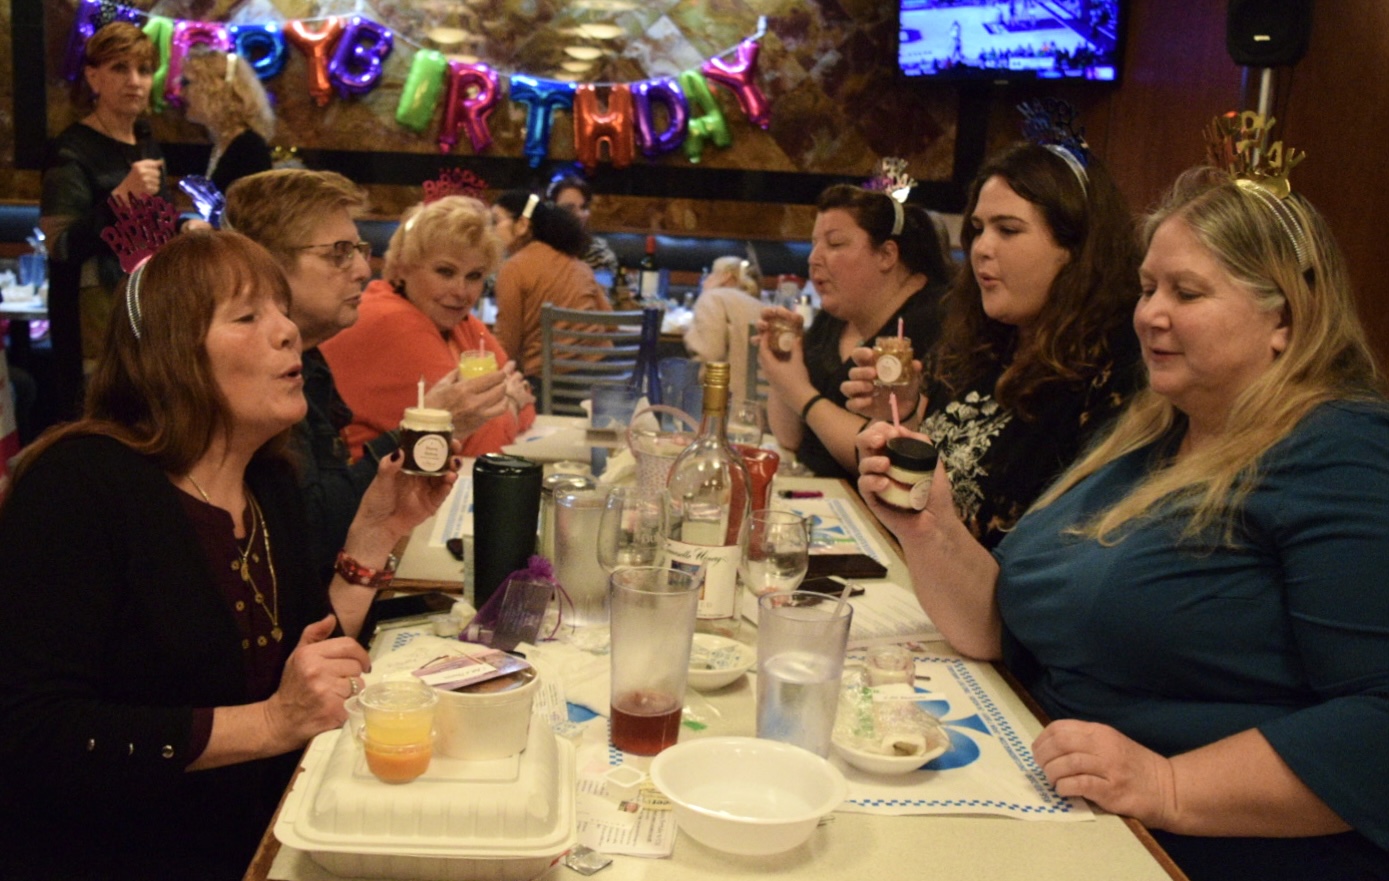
left=293, top=240, right=372, bottom=269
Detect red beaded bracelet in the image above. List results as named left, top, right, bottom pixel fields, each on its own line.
left=335, top=550, right=398, bottom=588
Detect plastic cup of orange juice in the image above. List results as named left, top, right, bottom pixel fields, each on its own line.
left=459, top=348, right=499, bottom=379
left=357, top=679, right=437, bottom=784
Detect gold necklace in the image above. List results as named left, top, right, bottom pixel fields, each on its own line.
left=186, top=474, right=283, bottom=643
left=240, top=493, right=283, bottom=643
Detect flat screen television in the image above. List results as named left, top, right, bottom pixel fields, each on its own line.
left=899, top=0, right=1125, bottom=83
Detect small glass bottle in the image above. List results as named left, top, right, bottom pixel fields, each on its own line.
left=664, top=362, right=751, bottom=638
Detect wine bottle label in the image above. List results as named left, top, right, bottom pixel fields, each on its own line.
left=640, top=269, right=661, bottom=298
left=665, top=538, right=739, bottom=619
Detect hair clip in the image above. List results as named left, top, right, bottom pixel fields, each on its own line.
left=100, top=193, right=181, bottom=341
left=1204, top=110, right=1309, bottom=268
left=1018, top=98, right=1091, bottom=192
left=521, top=192, right=540, bottom=220
left=224, top=52, right=237, bottom=83
left=422, top=167, right=489, bottom=205
left=178, top=176, right=225, bottom=228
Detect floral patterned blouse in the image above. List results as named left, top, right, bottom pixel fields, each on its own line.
left=920, top=330, right=1142, bottom=549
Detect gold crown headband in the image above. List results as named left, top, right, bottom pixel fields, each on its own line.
left=1204, top=111, right=1310, bottom=270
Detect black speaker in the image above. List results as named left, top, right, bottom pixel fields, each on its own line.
left=1227, top=0, right=1313, bottom=67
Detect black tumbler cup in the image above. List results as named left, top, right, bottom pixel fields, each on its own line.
left=471, top=453, right=543, bottom=609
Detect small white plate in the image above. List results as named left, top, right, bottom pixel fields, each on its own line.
left=833, top=728, right=950, bottom=776
left=687, top=634, right=755, bottom=691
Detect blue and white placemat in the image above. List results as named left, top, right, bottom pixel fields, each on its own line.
left=834, top=653, right=1093, bottom=821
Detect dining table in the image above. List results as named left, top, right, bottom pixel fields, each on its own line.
left=243, top=424, right=1188, bottom=881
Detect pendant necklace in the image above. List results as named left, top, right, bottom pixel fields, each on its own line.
left=186, top=474, right=284, bottom=643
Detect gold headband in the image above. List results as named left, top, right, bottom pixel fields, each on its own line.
left=1204, top=111, right=1309, bottom=269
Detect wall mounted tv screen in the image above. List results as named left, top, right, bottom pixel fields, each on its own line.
left=900, top=0, right=1124, bottom=82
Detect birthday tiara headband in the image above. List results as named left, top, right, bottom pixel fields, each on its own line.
left=1018, top=98, right=1091, bottom=193
left=865, top=158, right=917, bottom=236
left=407, top=167, right=491, bottom=232
left=421, top=167, right=489, bottom=205
left=1204, top=110, right=1310, bottom=269
left=100, top=193, right=181, bottom=340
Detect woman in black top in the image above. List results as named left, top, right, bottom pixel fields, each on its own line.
left=844, top=143, right=1143, bottom=547
left=179, top=47, right=275, bottom=192
left=0, top=231, right=457, bottom=880
left=758, top=184, right=953, bottom=481
left=41, top=22, right=207, bottom=411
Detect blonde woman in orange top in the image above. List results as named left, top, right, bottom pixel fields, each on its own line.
left=321, top=196, right=535, bottom=459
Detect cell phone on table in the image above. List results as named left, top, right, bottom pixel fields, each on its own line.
left=358, top=591, right=457, bottom=646
left=800, top=576, right=865, bottom=599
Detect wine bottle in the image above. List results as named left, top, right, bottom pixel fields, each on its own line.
left=638, top=234, right=661, bottom=301
left=664, top=362, right=751, bottom=638
left=628, top=304, right=663, bottom=406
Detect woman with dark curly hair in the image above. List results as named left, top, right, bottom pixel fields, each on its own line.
left=490, top=189, right=612, bottom=385
left=845, top=142, right=1143, bottom=547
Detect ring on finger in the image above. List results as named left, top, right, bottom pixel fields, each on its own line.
left=348, top=676, right=360, bottom=697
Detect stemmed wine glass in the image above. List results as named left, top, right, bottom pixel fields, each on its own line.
left=727, top=398, right=766, bottom=447
left=597, top=486, right=667, bottom=573
left=738, top=510, right=811, bottom=599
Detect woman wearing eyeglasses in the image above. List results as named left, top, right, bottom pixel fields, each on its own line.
left=225, top=169, right=507, bottom=580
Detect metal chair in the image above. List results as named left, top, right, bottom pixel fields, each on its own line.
left=539, top=304, right=648, bottom=416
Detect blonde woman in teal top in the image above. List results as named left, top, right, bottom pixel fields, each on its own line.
left=857, top=161, right=1389, bottom=880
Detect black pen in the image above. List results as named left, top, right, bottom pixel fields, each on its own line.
left=778, top=490, right=824, bottom=499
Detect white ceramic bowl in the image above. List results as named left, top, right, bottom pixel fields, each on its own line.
left=686, top=634, right=756, bottom=691
left=832, top=728, right=949, bottom=776
left=649, top=736, right=847, bottom=856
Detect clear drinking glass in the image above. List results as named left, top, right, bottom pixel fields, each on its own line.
left=597, top=486, right=667, bottom=573
left=727, top=398, right=765, bottom=447
left=738, top=510, right=811, bottom=599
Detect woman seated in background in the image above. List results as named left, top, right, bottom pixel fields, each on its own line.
left=758, top=184, right=952, bottom=481
left=0, top=231, right=458, bottom=880
left=490, top=190, right=613, bottom=388
left=178, top=48, right=274, bottom=192
left=684, top=255, right=764, bottom=398
left=322, top=195, right=535, bottom=459
left=546, top=174, right=625, bottom=300
left=843, top=142, right=1142, bottom=547
left=858, top=161, right=1389, bottom=881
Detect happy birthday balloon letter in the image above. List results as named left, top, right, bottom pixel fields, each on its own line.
left=700, top=40, right=770, bottom=130
left=232, top=22, right=289, bottom=80
left=440, top=61, right=502, bottom=154
left=143, top=16, right=174, bottom=113
left=329, top=16, right=394, bottom=99
left=286, top=18, right=346, bottom=107
left=397, top=49, right=449, bottom=133
left=510, top=76, right=577, bottom=168
left=632, top=77, right=689, bottom=158
left=166, top=21, right=232, bottom=108
left=677, top=70, right=731, bottom=164
left=574, top=84, right=635, bottom=172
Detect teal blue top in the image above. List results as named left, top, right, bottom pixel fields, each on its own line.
left=996, top=400, right=1389, bottom=880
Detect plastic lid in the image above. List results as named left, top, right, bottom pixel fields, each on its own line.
left=885, top=436, right=939, bottom=471
left=401, top=406, right=452, bottom=432
left=474, top=453, right=542, bottom=476
left=542, top=473, right=594, bottom=497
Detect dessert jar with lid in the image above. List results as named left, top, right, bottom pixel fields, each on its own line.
left=876, top=436, right=939, bottom=512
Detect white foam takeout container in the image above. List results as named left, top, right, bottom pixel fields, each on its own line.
left=275, top=716, right=576, bottom=881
